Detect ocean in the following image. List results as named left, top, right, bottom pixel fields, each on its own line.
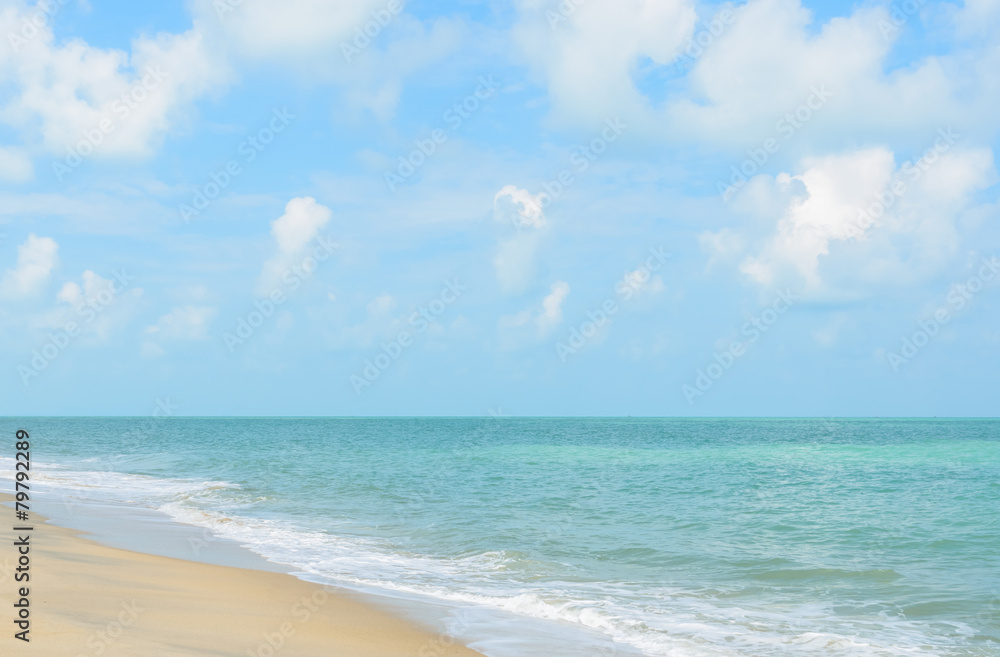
left=2, top=417, right=998, bottom=656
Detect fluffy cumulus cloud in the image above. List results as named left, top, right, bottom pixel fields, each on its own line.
left=0, top=0, right=462, bottom=173
left=686, top=0, right=1000, bottom=145
left=739, top=148, right=897, bottom=290
left=493, top=185, right=548, bottom=295
left=666, top=0, right=888, bottom=142
left=0, top=234, right=58, bottom=299
left=0, top=3, right=229, bottom=163
left=513, top=0, right=697, bottom=126
left=513, top=0, right=1000, bottom=150
left=671, top=0, right=1000, bottom=304
left=257, top=196, right=334, bottom=295
left=713, top=142, right=997, bottom=299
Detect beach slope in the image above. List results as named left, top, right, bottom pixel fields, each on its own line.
left=0, top=503, right=483, bottom=657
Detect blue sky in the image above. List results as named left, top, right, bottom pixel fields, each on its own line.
left=1, top=0, right=998, bottom=416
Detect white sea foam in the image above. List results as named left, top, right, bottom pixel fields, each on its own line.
left=0, top=457, right=986, bottom=657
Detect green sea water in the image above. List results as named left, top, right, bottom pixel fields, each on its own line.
left=3, top=417, right=998, bottom=656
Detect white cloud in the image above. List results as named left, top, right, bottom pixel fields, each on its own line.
left=619, top=266, right=665, bottom=299
left=741, top=148, right=896, bottom=289
left=494, top=184, right=545, bottom=229
left=499, top=280, right=570, bottom=349
left=271, top=196, right=333, bottom=253
left=38, top=269, right=144, bottom=341
left=954, top=0, right=1000, bottom=36
left=0, top=234, right=58, bottom=299
left=0, top=146, right=33, bottom=182
left=192, top=0, right=390, bottom=60
left=0, top=0, right=465, bottom=166
left=493, top=185, right=548, bottom=295
left=513, top=0, right=1000, bottom=150
left=736, top=145, right=997, bottom=298
left=0, top=3, right=229, bottom=159
left=536, top=280, right=570, bottom=336
left=513, top=0, right=696, bottom=126
left=672, top=0, right=1000, bottom=147
left=55, top=270, right=111, bottom=306
left=257, top=197, right=333, bottom=295
left=145, top=305, right=217, bottom=341
left=190, top=0, right=469, bottom=121
left=667, top=0, right=882, bottom=141
left=192, top=0, right=466, bottom=102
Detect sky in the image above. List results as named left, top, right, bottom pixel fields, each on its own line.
left=1, top=0, right=998, bottom=417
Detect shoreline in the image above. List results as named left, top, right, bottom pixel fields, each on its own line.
left=2, top=419, right=996, bottom=656
left=0, top=493, right=485, bottom=656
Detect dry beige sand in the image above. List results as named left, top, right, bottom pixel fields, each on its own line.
left=0, top=495, right=484, bottom=656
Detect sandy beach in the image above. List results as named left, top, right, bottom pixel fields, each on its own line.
left=0, top=494, right=483, bottom=657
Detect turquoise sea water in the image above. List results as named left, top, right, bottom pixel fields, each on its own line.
left=2, top=418, right=999, bottom=656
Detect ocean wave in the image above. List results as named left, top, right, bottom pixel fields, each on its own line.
left=2, top=457, right=989, bottom=657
